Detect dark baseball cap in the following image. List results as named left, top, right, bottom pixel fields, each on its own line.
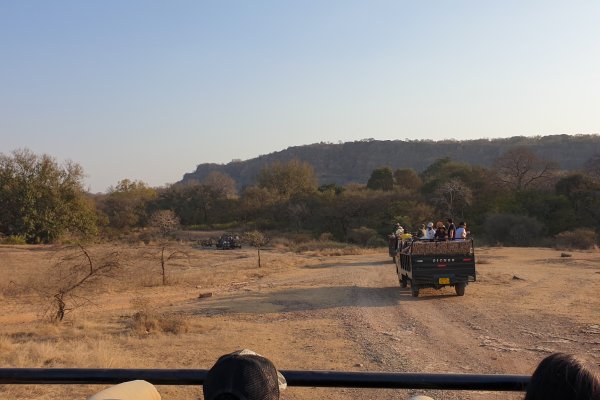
left=203, top=350, right=286, bottom=400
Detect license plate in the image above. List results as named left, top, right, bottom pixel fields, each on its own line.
left=438, top=277, right=450, bottom=284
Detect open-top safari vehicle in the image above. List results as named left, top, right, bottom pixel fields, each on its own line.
left=396, top=239, right=476, bottom=297
left=216, top=234, right=242, bottom=250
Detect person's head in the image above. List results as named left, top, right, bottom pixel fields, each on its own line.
left=204, top=350, right=285, bottom=400
left=427, top=222, right=434, bottom=229
left=525, top=353, right=600, bottom=400
left=447, top=218, right=453, bottom=224
left=420, top=224, right=426, bottom=229
left=459, top=221, right=465, bottom=227
left=436, top=221, right=445, bottom=229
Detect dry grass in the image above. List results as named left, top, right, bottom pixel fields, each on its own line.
left=291, top=240, right=366, bottom=255
left=4, top=243, right=597, bottom=400
left=127, top=296, right=190, bottom=335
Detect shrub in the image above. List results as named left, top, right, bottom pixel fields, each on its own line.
left=291, top=240, right=362, bottom=255
left=4, top=235, right=27, bottom=245
left=554, top=229, right=597, bottom=250
left=319, top=232, right=334, bottom=242
left=366, top=235, right=387, bottom=248
left=128, top=297, right=189, bottom=335
left=483, top=213, right=544, bottom=246
left=348, top=227, right=378, bottom=246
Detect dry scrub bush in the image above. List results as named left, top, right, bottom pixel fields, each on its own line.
left=292, top=240, right=364, bottom=255
left=269, top=236, right=291, bottom=250
left=128, top=297, right=189, bottom=335
left=37, top=245, right=125, bottom=322
left=0, top=333, right=125, bottom=369
left=348, top=227, right=378, bottom=246
left=555, top=228, right=598, bottom=250
left=319, top=232, right=334, bottom=241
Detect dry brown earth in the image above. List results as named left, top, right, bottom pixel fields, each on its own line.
left=0, top=244, right=598, bottom=400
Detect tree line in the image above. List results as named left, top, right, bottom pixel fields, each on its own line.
left=2, top=147, right=600, bottom=248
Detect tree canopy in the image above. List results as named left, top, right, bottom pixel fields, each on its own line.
left=0, top=149, right=97, bottom=243
left=257, top=159, right=317, bottom=199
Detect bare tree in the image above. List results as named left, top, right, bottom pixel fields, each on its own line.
left=149, top=210, right=180, bottom=238
left=243, top=231, right=270, bottom=268
left=147, top=210, right=187, bottom=285
left=494, top=147, right=558, bottom=191
left=40, top=245, right=123, bottom=321
left=434, top=179, right=473, bottom=219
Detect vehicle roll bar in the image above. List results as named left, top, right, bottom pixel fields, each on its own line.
left=0, top=368, right=529, bottom=391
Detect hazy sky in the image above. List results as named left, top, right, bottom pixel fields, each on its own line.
left=1, top=1, right=599, bottom=192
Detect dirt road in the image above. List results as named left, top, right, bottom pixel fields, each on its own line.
left=180, top=247, right=599, bottom=400
left=0, top=245, right=598, bottom=400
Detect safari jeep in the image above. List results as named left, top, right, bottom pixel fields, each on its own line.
left=396, top=239, right=476, bottom=297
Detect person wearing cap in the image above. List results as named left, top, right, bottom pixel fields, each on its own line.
left=393, top=223, right=405, bottom=250
left=424, top=222, right=436, bottom=240
left=203, top=349, right=286, bottom=400
left=394, top=223, right=404, bottom=237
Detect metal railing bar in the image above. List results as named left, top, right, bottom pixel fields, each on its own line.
left=0, top=369, right=529, bottom=391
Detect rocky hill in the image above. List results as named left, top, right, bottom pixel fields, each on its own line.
left=181, top=134, right=600, bottom=188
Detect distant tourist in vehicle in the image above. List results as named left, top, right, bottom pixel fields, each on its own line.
left=418, top=223, right=427, bottom=239
left=395, top=223, right=404, bottom=237
left=394, top=223, right=405, bottom=250
left=455, top=222, right=467, bottom=240
left=434, top=221, right=447, bottom=241
left=446, top=218, right=456, bottom=240
left=524, top=352, right=600, bottom=400
left=424, top=222, right=436, bottom=240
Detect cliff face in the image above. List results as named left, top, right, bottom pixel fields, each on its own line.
left=181, top=135, right=600, bottom=188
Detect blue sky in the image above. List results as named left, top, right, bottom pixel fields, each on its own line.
left=1, top=1, right=599, bottom=192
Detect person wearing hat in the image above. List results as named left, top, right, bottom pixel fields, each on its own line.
left=424, top=222, right=436, bottom=240
left=203, top=349, right=286, bottom=400
left=434, top=221, right=448, bottom=241
left=88, top=381, right=161, bottom=400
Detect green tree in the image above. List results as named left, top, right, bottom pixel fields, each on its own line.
left=0, top=149, right=97, bottom=243
left=257, top=159, right=317, bottom=199
left=202, top=171, right=237, bottom=198
left=99, top=179, right=157, bottom=229
left=155, top=180, right=232, bottom=226
left=393, top=168, right=422, bottom=191
left=555, top=173, right=600, bottom=228
left=367, top=167, right=394, bottom=191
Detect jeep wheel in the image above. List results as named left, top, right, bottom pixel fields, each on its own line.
left=410, top=282, right=419, bottom=297
left=400, top=275, right=408, bottom=288
left=455, top=283, right=466, bottom=296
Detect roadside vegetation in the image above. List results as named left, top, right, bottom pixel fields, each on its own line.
left=2, top=146, right=600, bottom=250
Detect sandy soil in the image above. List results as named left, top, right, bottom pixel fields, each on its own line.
left=0, top=244, right=598, bottom=400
